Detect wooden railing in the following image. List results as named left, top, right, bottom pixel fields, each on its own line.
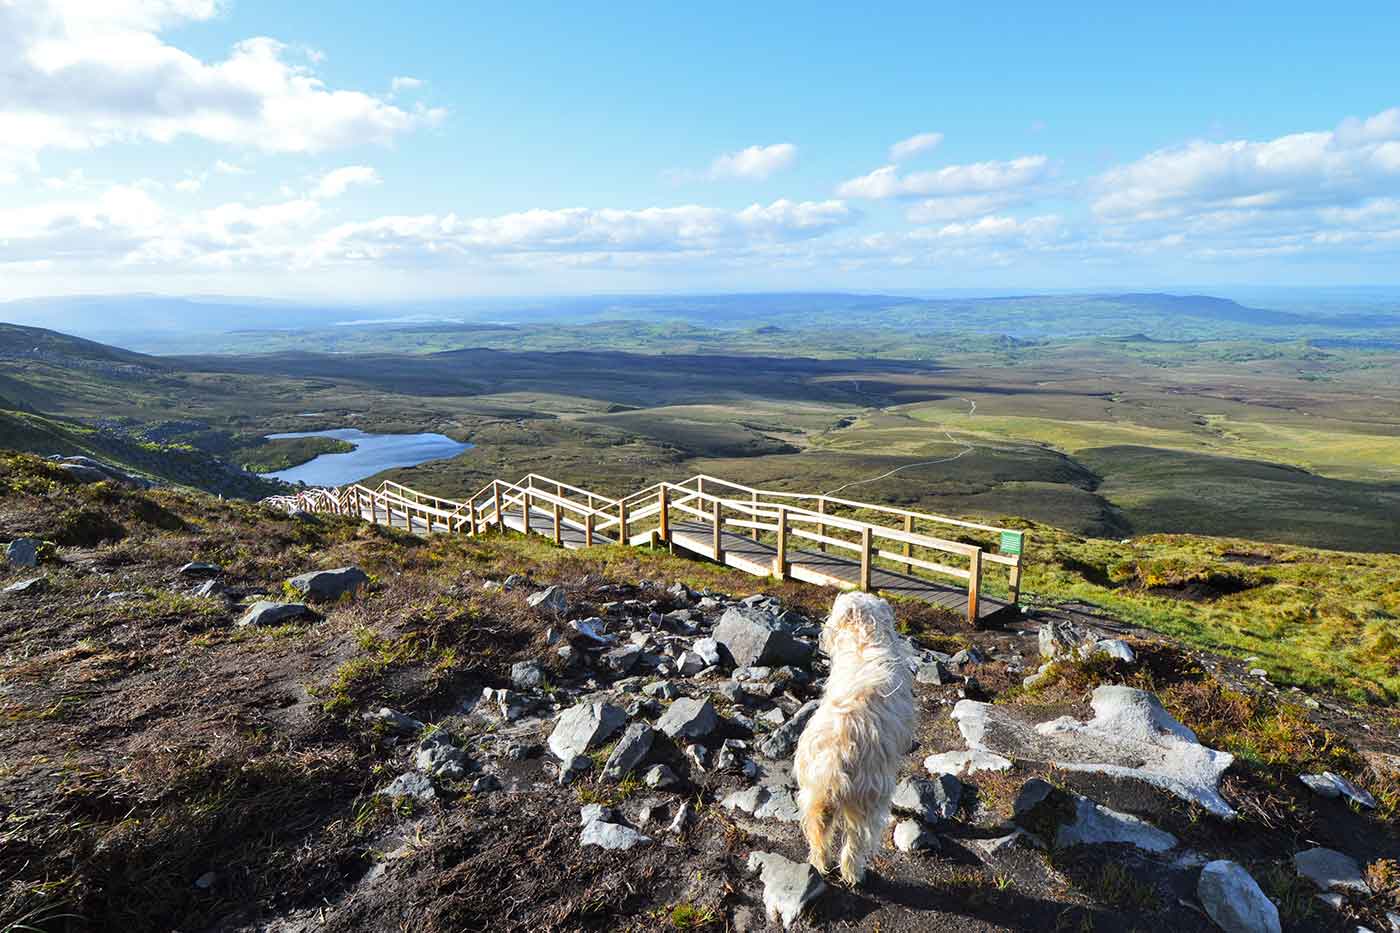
left=264, top=471, right=1026, bottom=622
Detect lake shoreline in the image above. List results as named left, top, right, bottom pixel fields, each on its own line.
left=260, top=428, right=474, bottom=486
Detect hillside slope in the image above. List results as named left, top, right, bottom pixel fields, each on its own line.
left=1, top=451, right=1397, bottom=932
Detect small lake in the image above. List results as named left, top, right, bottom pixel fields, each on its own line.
left=260, top=428, right=473, bottom=486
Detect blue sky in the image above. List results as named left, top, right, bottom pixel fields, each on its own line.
left=2, top=0, right=1399, bottom=300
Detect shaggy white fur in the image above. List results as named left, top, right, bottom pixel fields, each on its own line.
left=794, top=591, right=916, bottom=885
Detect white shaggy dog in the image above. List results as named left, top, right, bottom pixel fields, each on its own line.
left=794, top=591, right=916, bottom=885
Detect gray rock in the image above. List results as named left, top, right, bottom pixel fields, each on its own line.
left=580, top=803, right=618, bottom=826
left=1299, top=772, right=1377, bottom=809
left=643, top=681, right=680, bottom=700
left=676, top=650, right=706, bottom=676
left=892, top=775, right=962, bottom=822
left=602, top=644, right=643, bottom=674
left=1094, top=639, right=1137, bottom=664
left=511, top=660, right=546, bottom=690
left=1198, top=860, right=1281, bottom=933
left=548, top=701, right=628, bottom=760
left=943, top=686, right=1237, bottom=818
left=179, top=561, right=222, bottom=577
left=377, top=771, right=435, bottom=802
left=2, top=577, right=46, bottom=595
left=949, top=646, right=987, bottom=670
left=644, top=764, right=680, bottom=789
left=722, top=784, right=801, bottom=823
left=366, top=707, right=424, bottom=735
left=236, top=601, right=313, bottom=627
left=58, top=463, right=112, bottom=484
left=286, top=566, right=368, bottom=602
left=1014, top=777, right=1176, bottom=852
left=713, top=606, right=812, bottom=669
left=969, top=828, right=1043, bottom=857
left=714, top=681, right=745, bottom=704
left=655, top=697, right=718, bottom=740
left=1039, top=619, right=1082, bottom=659
left=915, top=660, right=954, bottom=685
left=1293, top=847, right=1371, bottom=894
left=693, top=637, right=723, bottom=667
left=5, top=538, right=39, bottom=568
left=580, top=820, right=651, bottom=851
left=602, top=723, right=655, bottom=781
left=668, top=800, right=692, bottom=833
left=924, top=747, right=1013, bottom=777
left=758, top=699, right=819, bottom=759
left=192, top=579, right=222, bottom=599
left=415, top=731, right=469, bottom=778
left=892, top=819, right=938, bottom=853
left=746, top=851, right=826, bottom=929
left=557, top=754, right=592, bottom=785
left=471, top=774, right=501, bottom=793
left=527, top=585, right=567, bottom=615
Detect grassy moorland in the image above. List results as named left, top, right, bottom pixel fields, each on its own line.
left=2, top=450, right=1398, bottom=932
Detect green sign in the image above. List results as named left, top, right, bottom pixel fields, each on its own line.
left=1000, top=530, right=1023, bottom=555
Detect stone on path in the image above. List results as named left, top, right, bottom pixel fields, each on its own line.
left=892, top=775, right=962, bottom=823
left=1293, top=847, right=1372, bottom=894
left=5, top=538, right=38, bottom=568
left=548, top=701, right=627, bottom=760
left=601, top=723, right=655, bottom=781
left=722, top=784, right=801, bottom=823
left=645, top=764, right=680, bottom=789
left=236, top=601, right=313, bottom=627
left=1299, top=771, right=1377, bottom=809
left=1198, top=860, right=1282, bottom=933
left=713, top=606, right=811, bottom=669
left=366, top=707, right=424, bottom=735
left=759, top=699, right=819, bottom=759
left=2, top=577, right=46, bottom=595
left=923, top=747, right=1012, bottom=777
left=945, top=685, right=1237, bottom=817
left=892, top=819, right=938, bottom=853
left=527, top=585, right=567, bottom=615
left=415, top=732, right=469, bottom=778
left=286, top=566, right=369, bottom=601
left=746, top=851, right=826, bottom=929
left=655, top=697, right=718, bottom=740
left=915, top=660, right=954, bottom=685
left=580, top=820, right=651, bottom=851
left=377, top=772, right=435, bottom=802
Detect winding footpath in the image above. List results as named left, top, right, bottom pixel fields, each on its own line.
left=823, top=397, right=978, bottom=496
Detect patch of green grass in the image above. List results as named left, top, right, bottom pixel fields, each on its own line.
left=1088, top=863, right=1160, bottom=912
left=664, top=901, right=719, bottom=929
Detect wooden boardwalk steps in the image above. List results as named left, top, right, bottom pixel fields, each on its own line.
left=264, top=471, right=1026, bottom=624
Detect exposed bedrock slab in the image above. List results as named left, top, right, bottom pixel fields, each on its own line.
left=948, top=685, right=1237, bottom=818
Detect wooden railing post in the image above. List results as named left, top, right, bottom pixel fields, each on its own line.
left=585, top=511, right=595, bottom=547
left=751, top=490, right=760, bottom=541
left=618, top=499, right=629, bottom=545
left=469, top=500, right=478, bottom=535
left=552, top=501, right=562, bottom=546
left=967, top=548, right=983, bottom=623
left=522, top=489, right=532, bottom=536
left=1008, top=534, right=1027, bottom=606
left=774, top=506, right=788, bottom=580
left=711, top=496, right=723, bottom=562
left=817, top=497, right=827, bottom=552
left=903, top=514, right=914, bottom=574
left=658, top=486, right=670, bottom=550
left=492, top=483, right=503, bottom=531
left=860, top=526, right=873, bottom=592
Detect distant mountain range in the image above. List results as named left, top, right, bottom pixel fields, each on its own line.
left=2, top=289, right=1398, bottom=350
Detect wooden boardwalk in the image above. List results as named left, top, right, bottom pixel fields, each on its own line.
left=266, top=472, right=1026, bottom=624
left=665, top=520, right=1013, bottom=622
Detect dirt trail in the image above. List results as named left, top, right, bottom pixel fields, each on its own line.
left=823, top=397, right=977, bottom=496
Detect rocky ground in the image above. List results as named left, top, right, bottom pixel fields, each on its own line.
left=2, top=451, right=1399, bottom=932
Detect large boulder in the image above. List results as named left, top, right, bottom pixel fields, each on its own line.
left=943, top=685, right=1237, bottom=817
left=1198, top=860, right=1281, bottom=933
left=548, top=701, right=627, bottom=760
left=713, top=606, right=812, bottom=669
left=746, top=851, right=826, bottom=929
left=286, top=566, right=369, bottom=602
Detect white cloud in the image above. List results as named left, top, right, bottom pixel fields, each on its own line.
left=312, top=165, right=380, bottom=199
left=213, top=160, right=250, bottom=175
left=906, top=193, right=1027, bottom=223
left=709, top=143, right=797, bottom=180
left=0, top=0, right=445, bottom=178
left=390, top=76, right=424, bottom=93
left=1093, top=107, right=1400, bottom=222
left=837, top=155, right=1050, bottom=199
left=175, top=178, right=202, bottom=193
left=889, top=132, right=943, bottom=162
